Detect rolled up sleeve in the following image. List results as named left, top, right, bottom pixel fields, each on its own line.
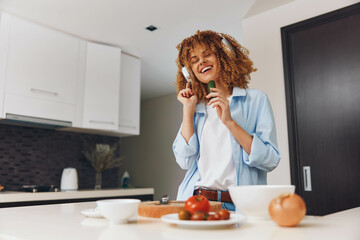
left=243, top=94, right=281, bottom=171
left=173, top=128, right=199, bottom=170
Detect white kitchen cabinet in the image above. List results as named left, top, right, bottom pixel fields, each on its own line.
left=0, top=12, right=11, bottom=117
left=118, top=53, right=141, bottom=136
left=4, top=94, right=75, bottom=123
left=0, top=13, right=141, bottom=136
left=81, top=48, right=141, bottom=136
left=82, top=42, right=121, bottom=131
left=0, top=13, right=81, bottom=123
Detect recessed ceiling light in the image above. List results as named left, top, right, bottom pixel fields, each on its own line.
left=146, top=25, right=157, bottom=31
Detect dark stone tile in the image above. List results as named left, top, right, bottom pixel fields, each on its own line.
left=0, top=124, right=121, bottom=191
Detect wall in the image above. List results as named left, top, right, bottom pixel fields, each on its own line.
left=242, top=0, right=359, bottom=185
left=120, top=94, right=184, bottom=201
left=0, top=124, right=120, bottom=191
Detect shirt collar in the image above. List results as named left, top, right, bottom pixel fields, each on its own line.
left=195, top=102, right=206, bottom=113
left=195, top=87, right=246, bottom=113
left=232, top=87, right=247, bottom=97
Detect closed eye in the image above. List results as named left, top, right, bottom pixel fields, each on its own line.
left=191, top=58, right=199, bottom=64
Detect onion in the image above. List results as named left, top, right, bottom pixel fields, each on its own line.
left=268, top=193, right=306, bottom=227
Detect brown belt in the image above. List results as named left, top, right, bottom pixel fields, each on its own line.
left=194, top=188, right=233, bottom=204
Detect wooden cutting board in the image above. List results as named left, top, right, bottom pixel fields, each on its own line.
left=138, top=200, right=222, bottom=218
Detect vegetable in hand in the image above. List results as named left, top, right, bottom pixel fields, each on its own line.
left=268, top=193, right=306, bottom=227
left=207, top=80, right=216, bottom=100
left=207, top=80, right=216, bottom=93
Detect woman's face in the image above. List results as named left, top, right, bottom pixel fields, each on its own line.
left=189, top=44, right=220, bottom=84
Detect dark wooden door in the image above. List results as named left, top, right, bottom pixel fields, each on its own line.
left=281, top=3, right=360, bottom=216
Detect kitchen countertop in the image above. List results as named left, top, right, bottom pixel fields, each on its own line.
left=0, top=202, right=358, bottom=240
left=0, top=188, right=154, bottom=203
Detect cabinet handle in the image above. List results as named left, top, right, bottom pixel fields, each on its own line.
left=303, top=166, right=312, bottom=191
left=119, top=124, right=137, bottom=129
left=30, top=88, right=58, bottom=96
left=89, top=120, right=115, bottom=125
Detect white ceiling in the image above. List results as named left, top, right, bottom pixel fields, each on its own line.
left=0, top=0, right=293, bottom=100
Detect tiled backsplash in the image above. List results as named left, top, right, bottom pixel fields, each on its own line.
left=0, top=124, right=120, bottom=191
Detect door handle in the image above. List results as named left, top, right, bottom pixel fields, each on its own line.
left=303, top=166, right=312, bottom=191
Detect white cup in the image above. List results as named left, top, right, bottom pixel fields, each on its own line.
left=97, top=199, right=141, bottom=224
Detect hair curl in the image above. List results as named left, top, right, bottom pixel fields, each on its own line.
left=175, top=30, right=257, bottom=103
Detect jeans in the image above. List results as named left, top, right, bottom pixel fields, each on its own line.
left=221, top=202, right=236, bottom=211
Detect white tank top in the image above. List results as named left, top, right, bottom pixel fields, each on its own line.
left=195, top=97, right=237, bottom=190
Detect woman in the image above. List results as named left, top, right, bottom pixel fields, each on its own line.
left=172, top=30, right=281, bottom=211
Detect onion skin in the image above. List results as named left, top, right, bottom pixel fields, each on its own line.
left=269, top=193, right=306, bottom=227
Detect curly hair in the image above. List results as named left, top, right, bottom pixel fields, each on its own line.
left=175, top=30, right=257, bottom=103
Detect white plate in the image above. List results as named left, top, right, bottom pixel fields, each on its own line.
left=81, top=208, right=103, bottom=218
left=161, top=213, right=247, bottom=229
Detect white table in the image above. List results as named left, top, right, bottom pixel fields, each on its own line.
left=0, top=202, right=358, bottom=240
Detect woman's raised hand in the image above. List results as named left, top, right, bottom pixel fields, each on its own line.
left=206, top=87, right=233, bottom=125
left=177, top=83, right=197, bottom=111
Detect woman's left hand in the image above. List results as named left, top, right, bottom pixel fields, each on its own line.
left=206, top=88, right=233, bottom=126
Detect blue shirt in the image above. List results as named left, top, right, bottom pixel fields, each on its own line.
left=172, top=87, right=281, bottom=200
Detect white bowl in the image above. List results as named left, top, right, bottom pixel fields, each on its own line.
left=229, top=185, right=295, bottom=219
left=96, top=199, right=141, bottom=224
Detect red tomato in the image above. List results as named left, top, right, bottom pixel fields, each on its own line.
left=207, top=213, right=221, bottom=221
left=178, top=210, right=191, bottom=220
left=190, top=211, right=207, bottom=221
left=185, top=195, right=210, bottom=215
left=218, top=209, right=230, bottom=220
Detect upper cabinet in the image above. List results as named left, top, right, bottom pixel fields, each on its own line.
left=0, top=13, right=81, bottom=123
left=82, top=42, right=121, bottom=131
left=118, top=53, right=141, bottom=135
left=5, top=15, right=79, bottom=105
left=0, top=13, right=141, bottom=136
left=81, top=46, right=141, bottom=136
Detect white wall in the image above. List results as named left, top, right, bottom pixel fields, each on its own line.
left=242, top=0, right=359, bottom=185
left=120, top=94, right=185, bottom=201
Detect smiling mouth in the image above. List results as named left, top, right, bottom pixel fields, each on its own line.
left=201, top=66, right=212, bottom=74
